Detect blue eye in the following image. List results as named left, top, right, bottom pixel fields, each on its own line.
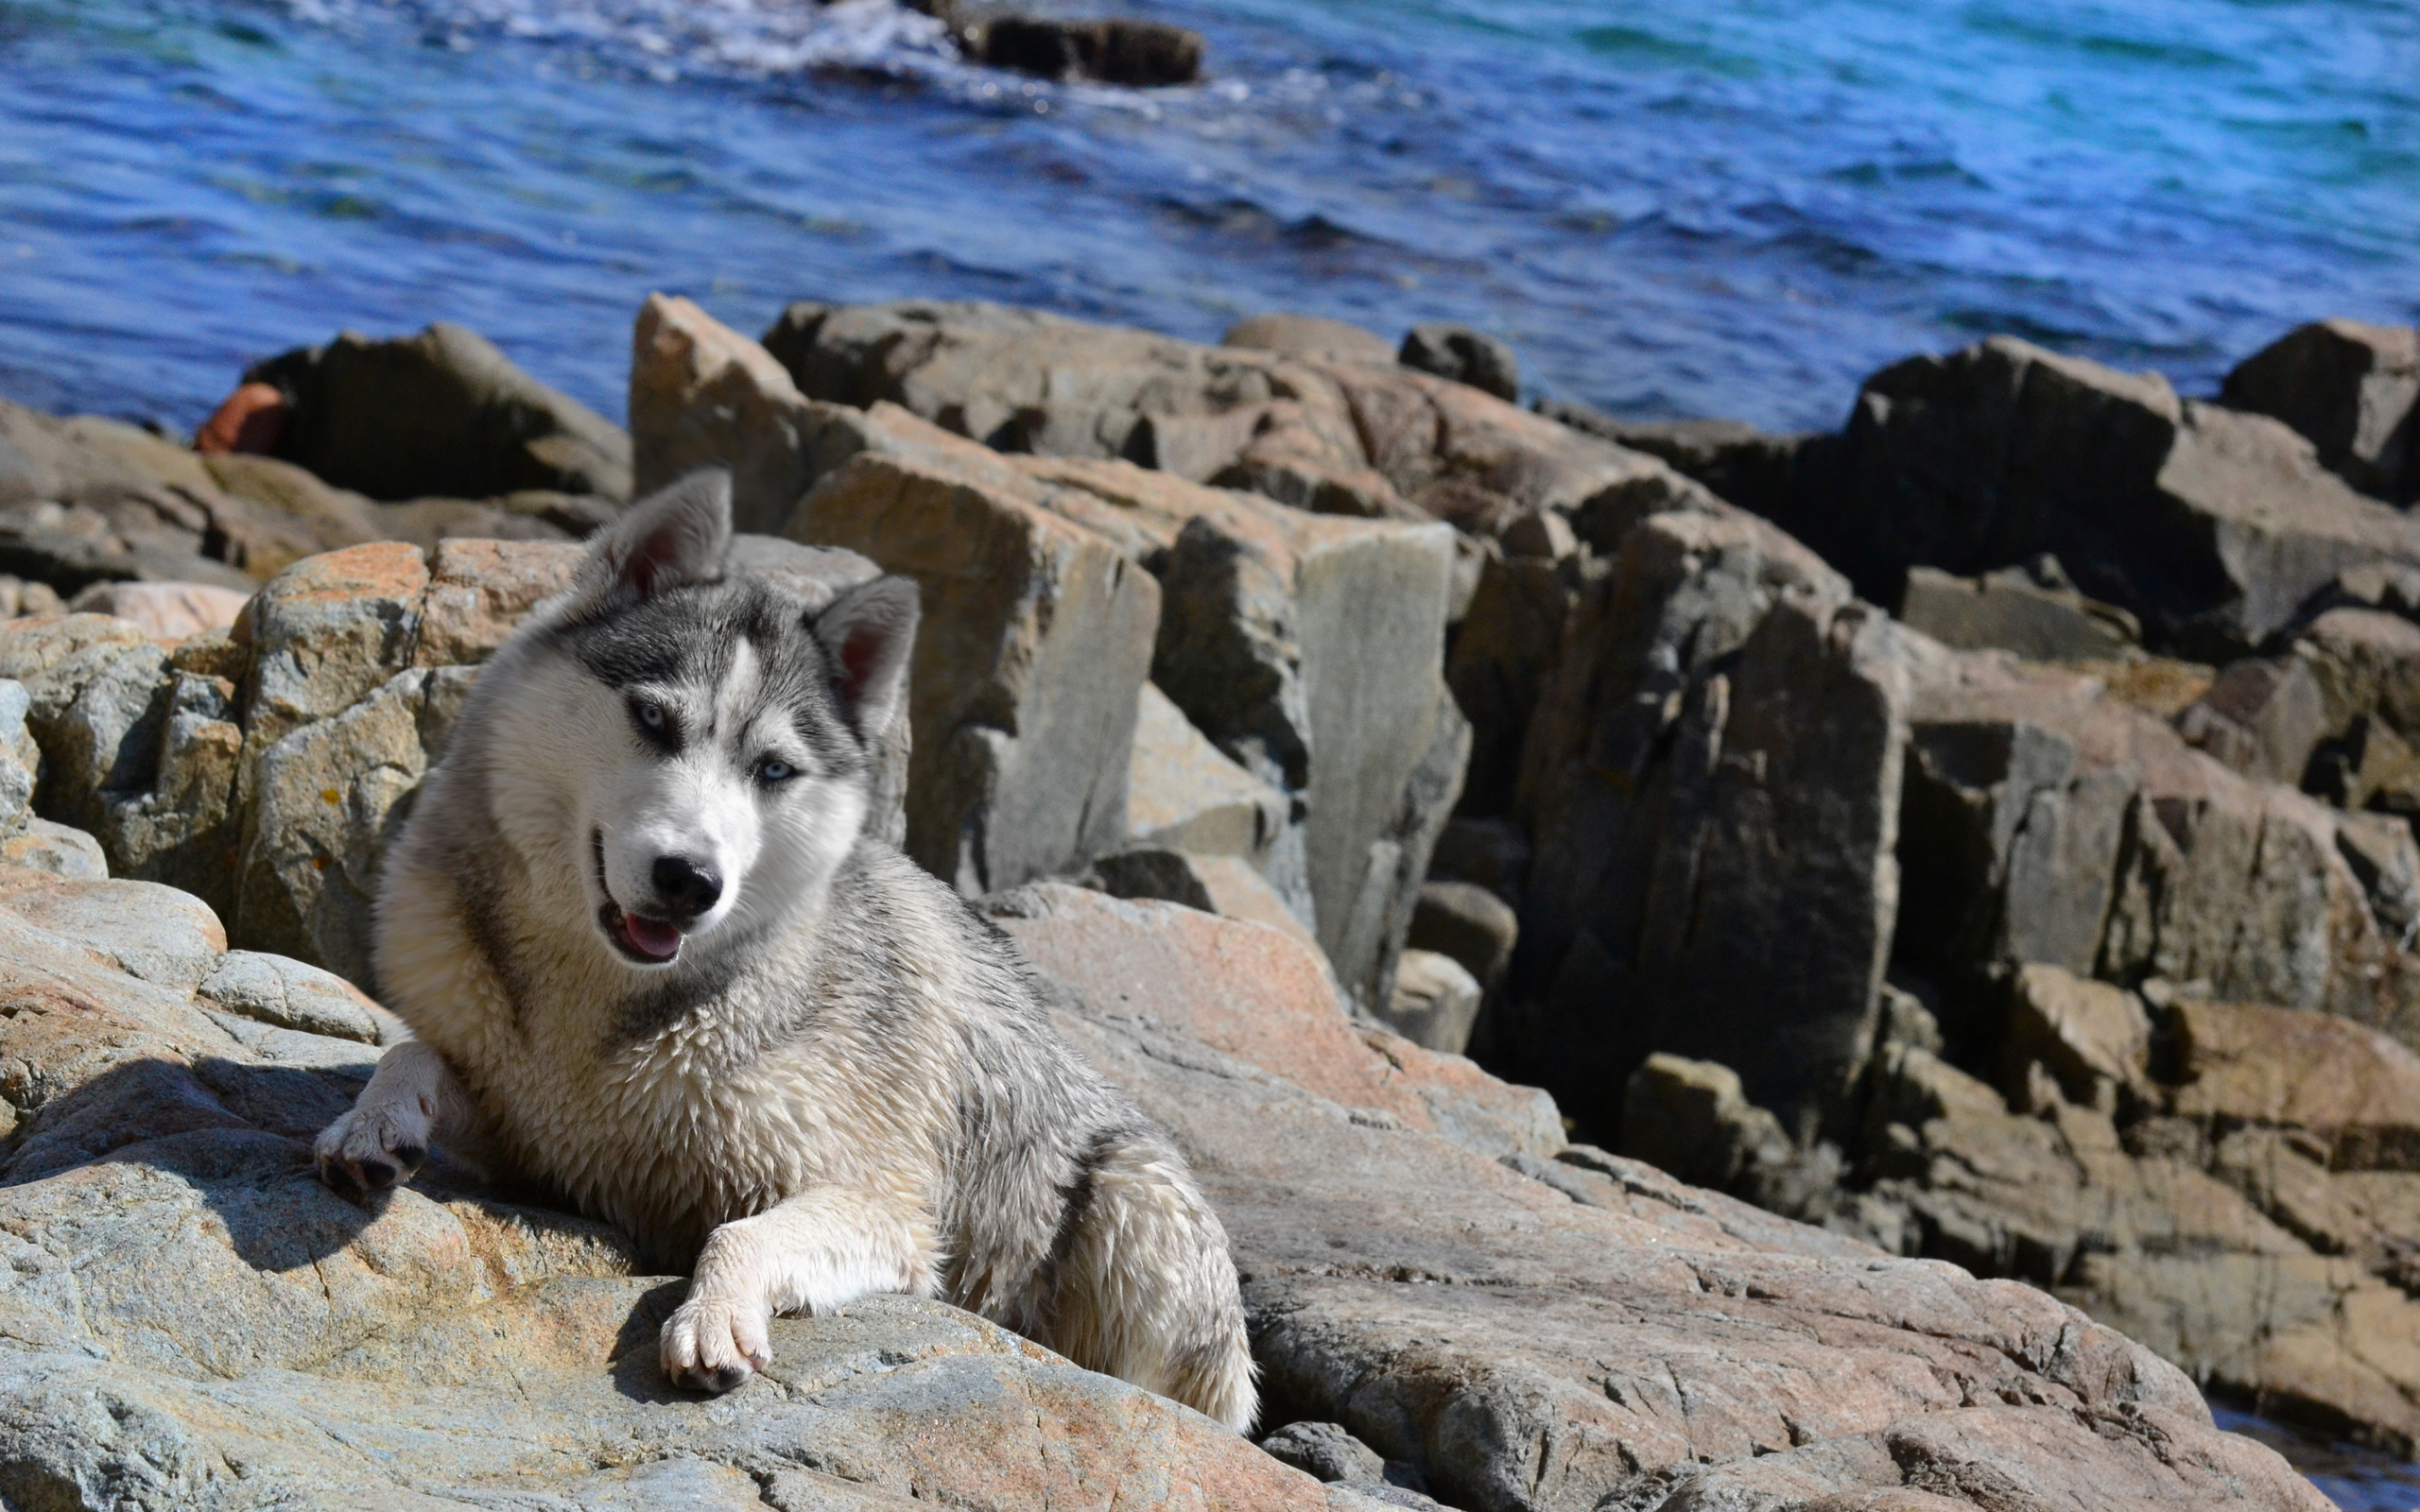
left=637, top=702, right=665, bottom=729
left=757, top=760, right=794, bottom=785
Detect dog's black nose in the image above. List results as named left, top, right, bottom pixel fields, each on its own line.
left=651, top=855, right=723, bottom=918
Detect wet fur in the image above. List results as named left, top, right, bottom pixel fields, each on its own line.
left=316, top=472, right=1256, bottom=1430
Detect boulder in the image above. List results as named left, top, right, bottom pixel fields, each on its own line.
left=1222, top=315, right=1395, bottom=364
left=1406, top=880, right=1516, bottom=999
left=1617, top=1052, right=1793, bottom=1194
left=1376, top=949, right=1482, bottom=1055
left=193, top=380, right=287, bottom=455
left=2173, top=653, right=2329, bottom=785
left=2165, top=998, right=2420, bottom=1170
left=1896, top=560, right=2139, bottom=661
left=1090, top=845, right=1316, bottom=952
left=1509, top=508, right=1903, bottom=1140
left=1014, top=890, right=2327, bottom=1512
left=0, top=576, right=62, bottom=618
left=2222, top=318, right=2417, bottom=504
left=759, top=299, right=1715, bottom=546
left=961, top=11, right=1204, bottom=86
left=1827, top=335, right=2420, bottom=659
left=1444, top=551, right=1574, bottom=816
left=1397, top=323, right=1519, bottom=403
left=64, top=579, right=250, bottom=641
left=786, top=447, right=1158, bottom=896
left=1126, top=681, right=1288, bottom=864
left=0, top=398, right=317, bottom=593
left=243, top=321, right=631, bottom=503
left=1999, top=964, right=2152, bottom=1114
left=1538, top=404, right=1848, bottom=542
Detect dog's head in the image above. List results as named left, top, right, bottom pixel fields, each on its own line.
left=512, top=470, right=916, bottom=971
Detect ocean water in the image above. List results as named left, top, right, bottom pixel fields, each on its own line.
left=0, top=0, right=2414, bottom=438
left=2214, top=1405, right=2420, bottom=1511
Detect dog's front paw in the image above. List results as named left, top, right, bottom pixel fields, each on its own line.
left=661, top=1288, right=772, bottom=1393
left=314, top=1099, right=431, bottom=1200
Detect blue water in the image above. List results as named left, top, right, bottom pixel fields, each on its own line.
left=1, top=0, right=2414, bottom=438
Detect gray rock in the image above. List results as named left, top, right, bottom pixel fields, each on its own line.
left=955, top=9, right=1205, bottom=87
left=1408, top=881, right=1516, bottom=997
left=1511, top=509, right=1901, bottom=1139
left=1127, top=680, right=1288, bottom=863
left=1827, top=335, right=2420, bottom=659
left=1537, top=404, right=1847, bottom=544
left=0, top=817, right=105, bottom=879
left=1445, top=552, right=1574, bottom=816
left=1897, top=560, right=2138, bottom=661
left=244, top=321, right=631, bottom=503
left=763, top=299, right=1714, bottom=546
left=1224, top=314, right=1396, bottom=364
left=1261, top=1419, right=1390, bottom=1483
left=1617, top=1053, right=1794, bottom=1196
left=2222, top=318, right=2417, bottom=504
left=0, top=576, right=63, bottom=617
left=789, top=442, right=1157, bottom=896
left=0, top=677, right=30, bottom=835
left=1398, top=324, right=1519, bottom=403
left=2173, top=653, right=2328, bottom=785
left=1378, top=948, right=1483, bottom=1055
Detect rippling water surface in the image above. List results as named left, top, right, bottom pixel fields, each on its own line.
left=1, top=0, right=2415, bottom=434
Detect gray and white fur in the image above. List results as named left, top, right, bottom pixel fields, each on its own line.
left=314, top=471, right=1256, bottom=1430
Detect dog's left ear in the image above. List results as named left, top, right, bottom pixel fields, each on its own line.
left=567, top=469, right=734, bottom=616
left=813, top=575, right=919, bottom=739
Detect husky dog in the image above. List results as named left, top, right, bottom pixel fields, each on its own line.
left=313, top=472, right=1256, bottom=1431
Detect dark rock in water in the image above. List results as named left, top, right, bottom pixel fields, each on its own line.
left=921, top=0, right=1204, bottom=87
left=2223, top=318, right=2417, bottom=505
left=1898, top=558, right=2139, bottom=662
left=244, top=321, right=631, bottom=505
left=1222, top=313, right=1394, bottom=364
left=1398, top=323, right=1519, bottom=402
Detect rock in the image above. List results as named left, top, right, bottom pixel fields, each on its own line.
left=1444, top=551, right=1574, bottom=816
left=1091, top=845, right=1318, bottom=952
left=1407, top=881, right=1516, bottom=999
left=1019, top=897, right=2322, bottom=1512
left=1426, top=816, right=1530, bottom=905
left=1377, top=949, right=1482, bottom=1055
left=1618, top=1052, right=1793, bottom=1194
left=787, top=446, right=1158, bottom=896
left=959, top=10, right=1205, bottom=86
left=244, top=321, right=631, bottom=503
left=2000, top=964, right=2152, bottom=1114
left=1897, top=560, right=2138, bottom=661
left=0, top=828, right=2332, bottom=1510
left=0, top=576, right=63, bottom=618
left=2335, top=809, right=2420, bottom=947
left=985, top=883, right=1562, bottom=1160
left=0, top=817, right=105, bottom=878
left=2166, top=998, right=2420, bottom=1170
left=2172, top=653, right=2329, bottom=785
left=1259, top=1420, right=1388, bottom=1483
left=1538, top=404, right=1848, bottom=541
left=1828, top=335, right=2420, bottom=659
left=1893, top=646, right=2419, bottom=1047
left=1126, top=680, right=1288, bottom=863
left=0, top=398, right=311, bottom=593
left=2297, top=605, right=2420, bottom=747
left=193, top=380, right=288, bottom=455
left=2222, top=318, right=2417, bottom=504
left=1397, top=324, right=1519, bottom=403
left=0, top=677, right=29, bottom=835
left=1223, top=315, right=1395, bottom=365
left=65, top=579, right=251, bottom=641
left=763, top=300, right=1715, bottom=547
left=1510, top=508, right=1902, bottom=1140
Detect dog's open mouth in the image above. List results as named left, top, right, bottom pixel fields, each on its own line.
left=594, top=830, right=683, bottom=966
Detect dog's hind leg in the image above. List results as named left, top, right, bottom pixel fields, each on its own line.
left=315, top=1040, right=487, bottom=1199
left=660, top=1186, right=942, bottom=1392
left=1046, top=1131, right=1258, bottom=1433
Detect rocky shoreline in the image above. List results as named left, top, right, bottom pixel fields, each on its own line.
left=1, top=293, right=2415, bottom=1507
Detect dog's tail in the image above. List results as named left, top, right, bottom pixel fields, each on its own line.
left=1046, top=1129, right=1258, bottom=1434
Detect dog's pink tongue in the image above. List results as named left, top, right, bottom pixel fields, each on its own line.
left=625, top=915, right=683, bottom=960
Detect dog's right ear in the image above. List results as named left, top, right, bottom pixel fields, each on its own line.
left=565, top=469, right=734, bottom=617
left=812, top=575, right=919, bottom=740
